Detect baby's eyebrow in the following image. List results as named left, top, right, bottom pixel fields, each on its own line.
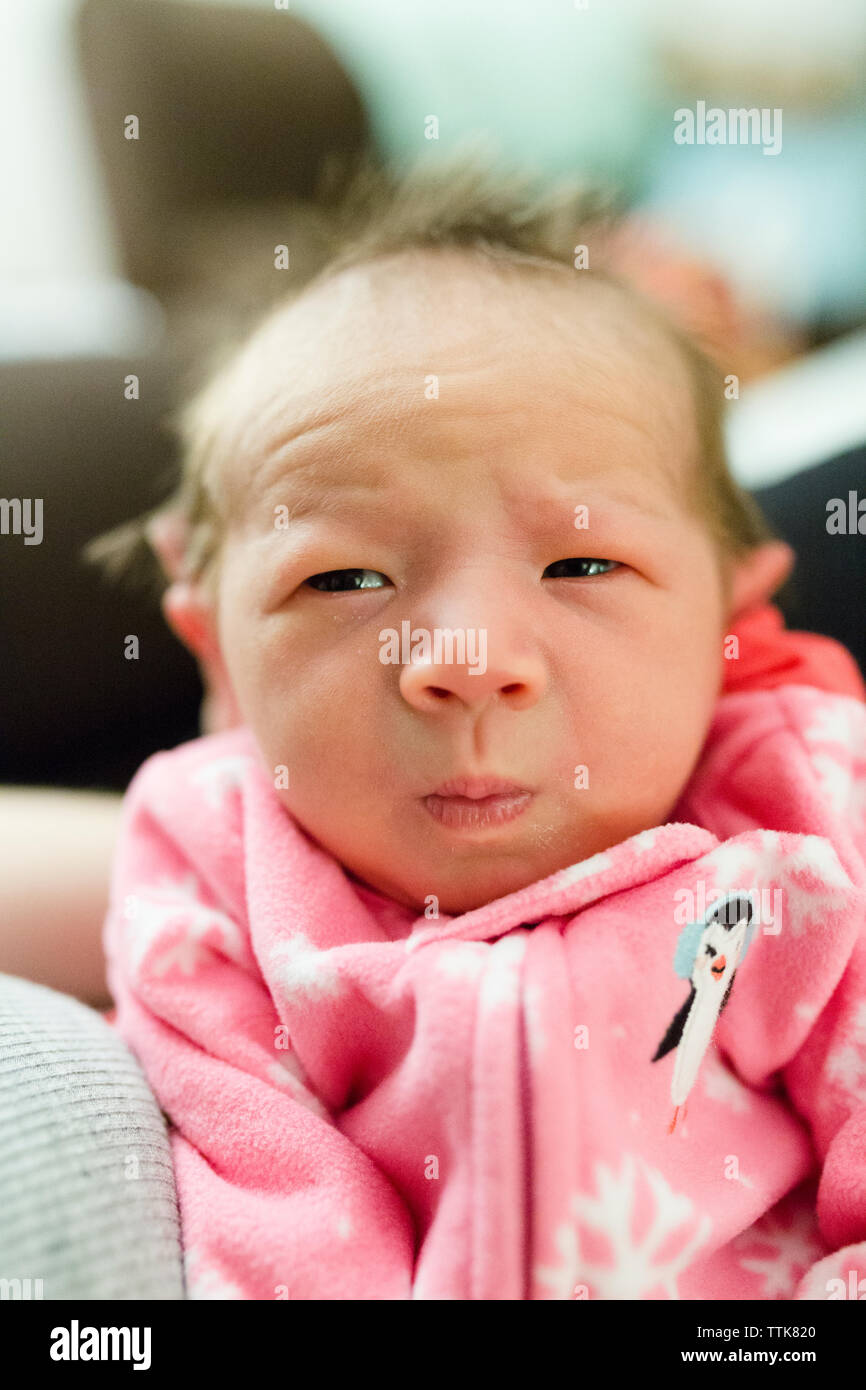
left=250, top=424, right=681, bottom=531
left=522, top=488, right=677, bottom=529
left=259, top=480, right=677, bottom=540
left=260, top=471, right=398, bottom=525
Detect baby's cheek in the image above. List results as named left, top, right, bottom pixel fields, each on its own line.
left=597, top=651, right=718, bottom=809
left=249, top=675, right=366, bottom=813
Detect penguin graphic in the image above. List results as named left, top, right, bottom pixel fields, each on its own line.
left=652, top=892, right=755, bottom=1133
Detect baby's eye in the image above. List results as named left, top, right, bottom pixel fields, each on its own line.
left=543, top=558, right=620, bottom=578
left=303, top=568, right=391, bottom=592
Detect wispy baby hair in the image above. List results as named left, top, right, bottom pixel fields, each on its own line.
left=84, top=143, right=777, bottom=598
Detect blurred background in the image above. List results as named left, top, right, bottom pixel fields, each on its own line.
left=2, top=0, right=865, bottom=790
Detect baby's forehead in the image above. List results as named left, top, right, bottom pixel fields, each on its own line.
left=211, top=249, right=698, bottom=508
left=245, top=247, right=688, bottom=377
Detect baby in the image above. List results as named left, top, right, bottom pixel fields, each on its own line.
left=97, top=157, right=866, bottom=1300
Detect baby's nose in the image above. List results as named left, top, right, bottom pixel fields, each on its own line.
left=398, top=644, right=546, bottom=713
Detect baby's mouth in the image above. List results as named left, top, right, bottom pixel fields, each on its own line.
left=422, top=777, right=534, bottom=831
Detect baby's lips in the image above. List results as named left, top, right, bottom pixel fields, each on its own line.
left=710, top=954, right=727, bottom=980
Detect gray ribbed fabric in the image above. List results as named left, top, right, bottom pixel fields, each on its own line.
left=0, top=973, right=184, bottom=1299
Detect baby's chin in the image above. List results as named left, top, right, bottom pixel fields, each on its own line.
left=277, top=766, right=692, bottom=917
left=347, top=818, right=663, bottom=918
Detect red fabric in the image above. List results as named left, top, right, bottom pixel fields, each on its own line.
left=722, top=603, right=865, bottom=701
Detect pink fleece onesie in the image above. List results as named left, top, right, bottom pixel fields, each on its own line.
left=103, top=607, right=866, bottom=1299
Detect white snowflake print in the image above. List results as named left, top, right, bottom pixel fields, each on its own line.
left=523, top=981, right=549, bottom=1062
left=535, top=1210, right=582, bottom=1300
left=478, top=932, right=527, bottom=1014
left=429, top=942, right=488, bottom=981
left=269, top=932, right=345, bottom=1003
left=700, top=1052, right=753, bottom=1114
left=183, top=1245, right=244, bottom=1300
left=794, top=999, right=821, bottom=1025
left=534, top=1153, right=712, bottom=1299
left=190, top=755, right=252, bottom=809
left=809, top=753, right=857, bottom=820
left=430, top=937, right=544, bottom=1053
left=792, top=1244, right=866, bottom=1300
left=556, top=850, right=613, bottom=888
left=800, top=698, right=866, bottom=754
left=704, top=832, right=852, bottom=940
left=732, top=1206, right=827, bottom=1297
left=631, top=827, right=662, bottom=855
left=697, top=838, right=763, bottom=890
left=801, top=713, right=866, bottom=828
left=125, top=874, right=246, bottom=979
left=825, top=1000, right=866, bottom=1104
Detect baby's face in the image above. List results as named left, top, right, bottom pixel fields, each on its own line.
left=212, top=252, right=729, bottom=914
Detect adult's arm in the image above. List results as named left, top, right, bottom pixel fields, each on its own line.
left=0, top=787, right=121, bottom=1009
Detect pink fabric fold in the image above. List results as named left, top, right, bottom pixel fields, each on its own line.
left=721, top=602, right=866, bottom=701
left=104, top=678, right=866, bottom=1299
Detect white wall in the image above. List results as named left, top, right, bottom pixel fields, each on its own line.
left=0, top=0, right=119, bottom=283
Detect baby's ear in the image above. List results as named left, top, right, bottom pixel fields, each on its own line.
left=162, top=579, right=243, bottom=734
left=145, top=510, right=187, bottom=584
left=145, top=512, right=242, bottom=733
left=144, top=510, right=219, bottom=662
left=161, top=580, right=221, bottom=663
left=725, top=540, right=795, bottom=621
